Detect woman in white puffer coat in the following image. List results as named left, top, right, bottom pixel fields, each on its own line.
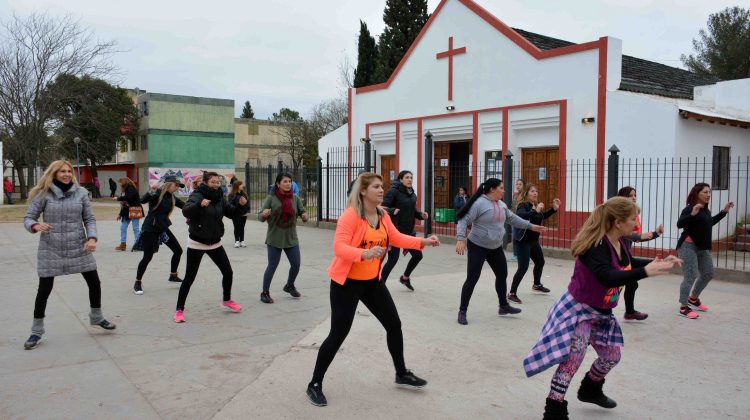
left=22, top=160, right=116, bottom=350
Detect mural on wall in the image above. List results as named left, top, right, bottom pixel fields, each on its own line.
left=148, top=168, right=236, bottom=197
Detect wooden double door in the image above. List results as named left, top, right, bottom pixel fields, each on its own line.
left=521, top=147, right=560, bottom=227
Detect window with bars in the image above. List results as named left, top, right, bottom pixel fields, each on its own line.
left=712, top=146, right=730, bottom=190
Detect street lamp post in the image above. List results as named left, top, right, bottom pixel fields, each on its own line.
left=73, top=137, right=81, bottom=181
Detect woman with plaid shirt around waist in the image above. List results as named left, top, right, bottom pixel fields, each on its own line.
left=524, top=197, right=680, bottom=420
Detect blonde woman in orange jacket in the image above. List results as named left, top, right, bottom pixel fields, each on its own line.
left=306, top=172, right=440, bottom=407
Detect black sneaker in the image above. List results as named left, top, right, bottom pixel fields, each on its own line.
left=532, top=284, right=551, bottom=293
left=260, top=291, right=274, bottom=304
left=93, top=320, right=117, bottom=330
left=306, top=382, right=327, bottom=406
left=507, top=293, right=522, bottom=304
left=24, top=334, right=42, bottom=350
left=133, top=281, right=143, bottom=295
left=168, top=274, right=183, bottom=283
left=498, top=304, right=522, bottom=315
left=395, top=370, right=428, bottom=388
left=283, top=284, right=301, bottom=298
left=399, top=275, right=415, bottom=291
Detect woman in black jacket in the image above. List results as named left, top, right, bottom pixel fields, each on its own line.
left=174, top=172, right=249, bottom=323
left=508, top=184, right=560, bottom=303
left=228, top=181, right=249, bottom=248
left=114, top=177, right=142, bottom=251
left=380, top=170, right=428, bottom=291
left=676, top=182, right=733, bottom=319
left=134, top=176, right=185, bottom=295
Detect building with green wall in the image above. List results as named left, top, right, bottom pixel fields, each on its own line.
left=117, top=91, right=236, bottom=194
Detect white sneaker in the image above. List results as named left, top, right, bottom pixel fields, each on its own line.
left=234, top=241, right=240, bottom=248
left=240, top=241, right=247, bottom=247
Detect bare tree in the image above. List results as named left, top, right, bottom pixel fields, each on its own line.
left=0, top=12, right=117, bottom=197
left=309, top=98, right=348, bottom=136
left=270, top=121, right=307, bottom=179
left=338, top=53, right=355, bottom=98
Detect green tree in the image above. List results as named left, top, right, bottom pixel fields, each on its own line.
left=240, top=100, right=255, bottom=119
left=374, top=0, right=430, bottom=83
left=353, top=21, right=379, bottom=87
left=47, top=74, right=139, bottom=182
left=681, top=6, right=750, bottom=80
left=272, top=107, right=302, bottom=122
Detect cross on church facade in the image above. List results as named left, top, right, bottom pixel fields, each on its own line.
left=436, top=36, right=467, bottom=101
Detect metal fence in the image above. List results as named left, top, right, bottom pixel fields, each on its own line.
left=239, top=161, right=319, bottom=221
left=315, top=144, right=750, bottom=272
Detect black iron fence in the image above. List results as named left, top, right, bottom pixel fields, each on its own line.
left=316, top=144, right=750, bottom=272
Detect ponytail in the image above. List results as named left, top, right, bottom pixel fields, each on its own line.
left=570, top=196, right=638, bottom=256
left=456, top=178, right=502, bottom=220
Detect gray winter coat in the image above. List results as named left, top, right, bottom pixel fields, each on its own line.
left=24, top=184, right=98, bottom=277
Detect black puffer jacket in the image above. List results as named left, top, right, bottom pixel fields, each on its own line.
left=117, top=184, right=142, bottom=219
left=141, top=190, right=184, bottom=233
left=182, top=186, right=249, bottom=245
left=382, top=181, right=424, bottom=234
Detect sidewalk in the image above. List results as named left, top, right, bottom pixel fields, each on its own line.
left=0, top=215, right=748, bottom=419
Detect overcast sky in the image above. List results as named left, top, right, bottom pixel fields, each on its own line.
left=0, top=0, right=739, bottom=119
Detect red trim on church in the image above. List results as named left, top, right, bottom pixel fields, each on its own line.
left=347, top=88, right=353, bottom=181
left=365, top=99, right=564, bottom=128
left=417, top=119, right=423, bottom=206
left=501, top=108, right=509, bottom=179
left=355, top=0, right=602, bottom=95
left=472, top=113, right=479, bottom=190
left=596, top=37, right=608, bottom=204
left=395, top=122, right=401, bottom=175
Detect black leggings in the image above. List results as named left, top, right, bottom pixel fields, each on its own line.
left=232, top=217, right=247, bottom=242
left=510, top=240, right=545, bottom=293
left=136, top=229, right=183, bottom=280
left=176, top=246, right=233, bottom=310
left=459, top=239, right=509, bottom=311
left=34, top=270, right=101, bottom=318
left=311, top=279, right=407, bottom=383
left=624, top=281, right=638, bottom=314
left=380, top=244, right=423, bottom=283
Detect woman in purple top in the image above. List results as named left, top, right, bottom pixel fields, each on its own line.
left=524, top=197, right=680, bottom=420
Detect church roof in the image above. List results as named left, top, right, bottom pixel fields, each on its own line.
left=512, top=28, right=720, bottom=100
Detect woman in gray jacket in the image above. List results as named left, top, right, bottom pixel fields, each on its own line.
left=455, top=178, right=545, bottom=325
left=23, top=160, right=116, bottom=350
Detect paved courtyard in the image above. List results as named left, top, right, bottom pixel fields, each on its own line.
left=0, top=207, right=748, bottom=419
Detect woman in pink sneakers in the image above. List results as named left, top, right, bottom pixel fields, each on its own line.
left=174, top=172, right=249, bottom=323
left=676, top=183, right=733, bottom=319
left=617, top=186, right=664, bottom=321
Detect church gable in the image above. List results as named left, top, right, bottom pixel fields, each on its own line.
left=354, top=0, right=603, bottom=119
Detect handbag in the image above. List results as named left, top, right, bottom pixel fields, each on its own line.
left=128, top=205, right=144, bottom=219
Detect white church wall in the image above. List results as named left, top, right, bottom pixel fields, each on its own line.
left=477, top=111, right=503, bottom=159
left=350, top=0, right=601, bottom=154
left=675, top=118, right=750, bottom=159
left=400, top=121, right=420, bottom=188
left=605, top=91, right=678, bottom=158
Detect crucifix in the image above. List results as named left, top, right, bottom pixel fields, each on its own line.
left=436, top=36, right=467, bottom=101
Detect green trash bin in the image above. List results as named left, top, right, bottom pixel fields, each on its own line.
left=435, top=208, right=455, bottom=223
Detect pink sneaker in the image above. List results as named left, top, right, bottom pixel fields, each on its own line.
left=679, top=306, right=699, bottom=319
left=688, top=297, right=708, bottom=312
left=222, top=300, right=242, bottom=312
left=174, top=310, right=185, bottom=323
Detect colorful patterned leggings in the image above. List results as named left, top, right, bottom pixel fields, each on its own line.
left=548, top=319, right=621, bottom=401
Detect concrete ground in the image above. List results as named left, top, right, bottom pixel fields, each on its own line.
left=0, top=207, right=748, bottom=419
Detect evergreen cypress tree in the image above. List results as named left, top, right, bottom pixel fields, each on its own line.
left=353, top=21, right=379, bottom=88
left=374, top=0, right=430, bottom=83
left=240, top=100, right=255, bottom=119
